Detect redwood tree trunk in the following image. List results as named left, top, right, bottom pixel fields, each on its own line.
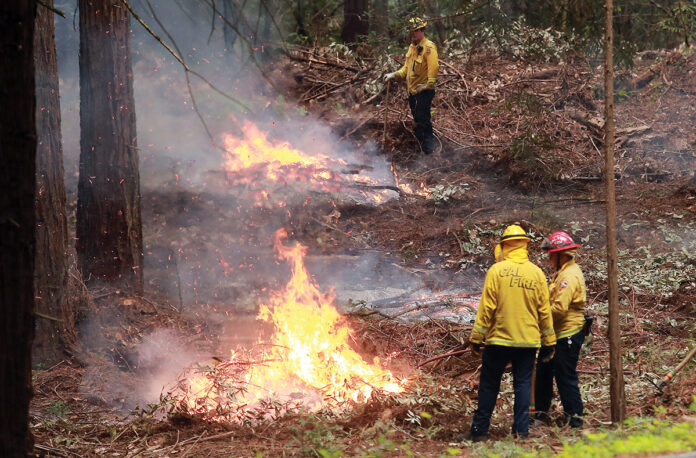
left=223, top=0, right=240, bottom=51
left=77, top=0, right=144, bottom=294
left=370, top=0, right=388, bottom=36
left=34, top=0, right=69, bottom=365
left=342, top=0, right=369, bottom=43
left=0, top=0, right=37, bottom=454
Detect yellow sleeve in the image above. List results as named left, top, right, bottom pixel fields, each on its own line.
left=395, top=49, right=410, bottom=79
left=470, top=268, right=497, bottom=344
left=426, top=46, right=439, bottom=89
left=550, top=274, right=576, bottom=322
left=537, top=274, right=556, bottom=346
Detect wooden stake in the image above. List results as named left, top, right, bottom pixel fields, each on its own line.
left=382, top=80, right=391, bottom=143
left=604, top=0, right=626, bottom=423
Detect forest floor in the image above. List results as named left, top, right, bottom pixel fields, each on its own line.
left=31, top=45, right=696, bottom=456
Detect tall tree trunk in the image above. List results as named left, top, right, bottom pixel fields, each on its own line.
left=34, top=0, right=69, bottom=366
left=370, top=0, right=388, bottom=36
left=342, top=0, right=369, bottom=43
left=77, top=0, right=144, bottom=294
left=604, top=0, right=626, bottom=424
left=223, top=0, right=240, bottom=51
left=0, top=0, right=37, bottom=454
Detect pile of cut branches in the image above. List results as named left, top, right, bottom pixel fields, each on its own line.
left=284, top=44, right=607, bottom=187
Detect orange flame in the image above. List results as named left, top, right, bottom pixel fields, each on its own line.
left=222, top=120, right=343, bottom=178
left=179, top=229, right=404, bottom=419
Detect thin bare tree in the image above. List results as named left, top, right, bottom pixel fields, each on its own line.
left=604, top=0, right=627, bottom=423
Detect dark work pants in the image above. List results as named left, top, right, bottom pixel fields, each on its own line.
left=535, top=330, right=584, bottom=426
left=407, top=89, right=435, bottom=152
left=470, top=345, right=536, bottom=436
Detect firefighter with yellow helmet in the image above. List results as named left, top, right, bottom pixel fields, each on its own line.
left=384, top=17, right=439, bottom=154
left=464, top=225, right=556, bottom=441
left=533, top=231, right=587, bottom=428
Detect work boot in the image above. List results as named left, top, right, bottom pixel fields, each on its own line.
left=458, top=431, right=488, bottom=442
left=530, top=411, right=551, bottom=428
left=421, top=137, right=435, bottom=155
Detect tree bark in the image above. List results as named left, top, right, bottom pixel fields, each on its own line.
left=0, top=0, right=37, bottom=454
left=223, top=0, right=240, bottom=51
left=77, top=0, right=144, bottom=294
left=370, top=0, right=388, bottom=36
left=342, top=0, right=369, bottom=43
left=34, top=0, right=69, bottom=366
left=604, top=0, right=626, bottom=424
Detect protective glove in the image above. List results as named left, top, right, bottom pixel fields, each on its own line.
left=384, top=72, right=398, bottom=82
left=538, top=345, right=555, bottom=363
left=468, top=340, right=483, bottom=357
left=414, top=83, right=427, bottom=93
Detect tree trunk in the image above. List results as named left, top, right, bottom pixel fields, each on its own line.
left=77, top=0, right=144, bottom=294
left=342, top=0, right=369, bottom=43
left=370, top=0, right=388, bottom=36
left=34, top=0, right=69, bottom=366
left=604, top=0, right=626, bottom=424
left=0, top=0, right=37, bottom=454
left=223, top=0, right=240, bottom=51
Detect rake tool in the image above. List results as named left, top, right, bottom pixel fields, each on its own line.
left=656, top=345, right=696, bottom=391
left=382, top=80, right=391, bottom=143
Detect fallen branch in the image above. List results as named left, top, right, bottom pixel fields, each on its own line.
left=417, top=347, right=470, bottom=367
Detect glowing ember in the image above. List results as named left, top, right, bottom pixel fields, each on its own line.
left=176, top=229, right=404, bottom=420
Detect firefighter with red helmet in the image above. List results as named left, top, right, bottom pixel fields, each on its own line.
left=464, top=225, right=556, bottom=441
left=534, top=231, right=587, bottom=428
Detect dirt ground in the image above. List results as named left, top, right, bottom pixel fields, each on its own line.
left=31, top=46, right=696, bottom=456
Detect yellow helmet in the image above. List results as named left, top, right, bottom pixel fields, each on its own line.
left=408, top=17, right=428, bottom=31
left=501, top=224, right=531, bottom=243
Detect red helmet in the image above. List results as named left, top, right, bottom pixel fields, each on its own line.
left=541, top=231, right=579, bottom=253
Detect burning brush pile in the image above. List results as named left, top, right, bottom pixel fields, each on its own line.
left=216, top=119, right=428, bottom=206
left=158, top=229, right=406, bottom=422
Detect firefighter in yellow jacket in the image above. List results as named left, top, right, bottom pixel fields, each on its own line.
left=465, top=225, right=556, bottom=441
left=534, top=231, right=587, bottom=428
left=384, top=17, right=439, bottom=154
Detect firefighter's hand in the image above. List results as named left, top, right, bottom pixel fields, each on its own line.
left=414, top=83, right=427, bottom=93
left=384, top=72, right=398, bottom=82
left=539, top=345, right=555, bottom=363
left=468, top=341, right=483, bottom=357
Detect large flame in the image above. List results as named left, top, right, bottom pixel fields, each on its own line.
left=219, top=120, right=427, bottom=203
left=221, top=120, right=343, bottom=181
left=179, top=229, right=404, bottom=419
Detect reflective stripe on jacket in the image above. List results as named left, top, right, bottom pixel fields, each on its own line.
left=549, top=259, right=586, bottom=339
left=395, top=37, right=439, bottom=95
left=470, top=241, right=556, bottom=348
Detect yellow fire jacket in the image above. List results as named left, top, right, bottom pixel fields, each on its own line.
left=470, top=241, right=556, bottom=348
left=395, top=37, right=439, bottom=95
left=549, top=259, right=586, bottom=339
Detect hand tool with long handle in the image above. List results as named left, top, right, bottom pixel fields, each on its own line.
left=658, top=345, right=696, bottom=390
left=382, top=80, right=391, bottom=143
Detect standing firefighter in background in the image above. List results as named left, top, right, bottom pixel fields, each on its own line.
left=534, top=232, right=587, bottom=428
left=465, top=225, right=557, bottom=441
left=384, top=17, right=439, bottom=154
